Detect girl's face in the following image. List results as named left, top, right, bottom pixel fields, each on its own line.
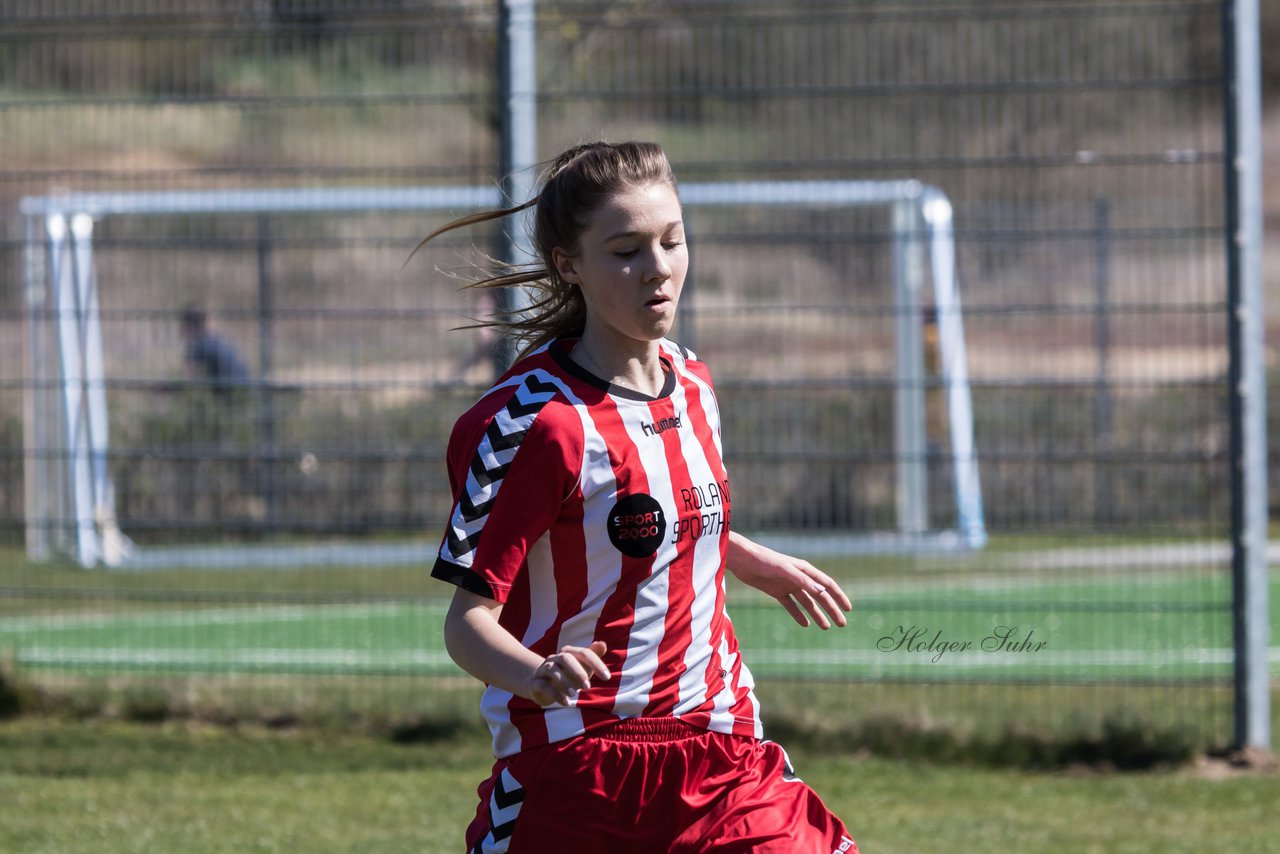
left=553, top=181, right=688, bottom=351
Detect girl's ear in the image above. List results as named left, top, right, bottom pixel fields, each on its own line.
left=552, top=248, right=580, bottom=284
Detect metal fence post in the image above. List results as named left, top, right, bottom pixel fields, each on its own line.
left=256, top=214, right=276, bottom=529
left=1093, top=198, right=1113, bottom=528
left=23, top=215, right=50, bottom=561
left=1223, top=0, right=1270, bottom=753
left=497, top=0, right=538, bottom=368
left=892, top=197, right=928, bottom=535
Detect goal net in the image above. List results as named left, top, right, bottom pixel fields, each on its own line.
left=20, top=181, right=984, bottom=569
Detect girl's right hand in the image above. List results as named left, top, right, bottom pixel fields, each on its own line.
left=529, top=640, right=610, bottom=706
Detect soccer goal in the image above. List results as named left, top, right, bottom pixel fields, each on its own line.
left=20, top=180, right=984, bottom=569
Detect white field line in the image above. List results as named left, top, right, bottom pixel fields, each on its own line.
left=727, top=567, right=1237, bottom=607
left=844, top=569, right=1221, bottom=599
left=0, top=601, right=446, bottom=633
left=745, top=647, right=1280, bottom=669
left=983, top=541, right=1239, bottom=572
left=0, top=573, right=1167, bottom=638
left=12, top=646, right=455, bottom=669
left=2, top=573, right=1208, bottom=635
left=4, top=555, right=1258, bottom=634
left=0, top=577, right=1112, bottom=634
left=9, top=645, right=1279, bottom=672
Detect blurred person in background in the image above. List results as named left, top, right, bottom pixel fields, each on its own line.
left=179, top=305, right=250, bottom=398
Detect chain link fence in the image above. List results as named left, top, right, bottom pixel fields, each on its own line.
left=1, top=0, right=1273, bottom=755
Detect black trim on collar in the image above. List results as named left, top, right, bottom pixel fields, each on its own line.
left=550, top=339, right=676, bottom=402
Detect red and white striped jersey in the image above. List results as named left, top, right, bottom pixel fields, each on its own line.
left=432, top=337, right=762, bottom=758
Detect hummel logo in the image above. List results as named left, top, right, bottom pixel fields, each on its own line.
left=640, top=414, right=682, bottom=437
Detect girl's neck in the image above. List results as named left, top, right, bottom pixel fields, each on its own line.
left=571, top=332, right=665, bottom=398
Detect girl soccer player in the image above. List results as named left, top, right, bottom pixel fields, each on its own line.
left=423, top=141, right=858, bottom=853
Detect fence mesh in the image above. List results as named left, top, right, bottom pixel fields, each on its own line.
left=1, top=0, right=1272, bottom=753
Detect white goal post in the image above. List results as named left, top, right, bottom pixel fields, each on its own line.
left=20, top=180, right=985, bottom=568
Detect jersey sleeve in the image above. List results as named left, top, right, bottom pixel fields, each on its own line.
left=431, top=374, right=582, bottom=602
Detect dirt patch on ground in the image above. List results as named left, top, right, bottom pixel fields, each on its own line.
left=1183, top=748, right=1279, bottom=780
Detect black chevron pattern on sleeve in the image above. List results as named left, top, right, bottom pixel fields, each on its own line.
left=441, top=373, right=559, bottom=569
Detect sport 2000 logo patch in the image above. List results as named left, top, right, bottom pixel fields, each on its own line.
left=606, top=493, right=666, bottom=558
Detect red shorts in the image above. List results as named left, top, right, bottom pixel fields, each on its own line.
left=464, top=717, right=857, bottom=854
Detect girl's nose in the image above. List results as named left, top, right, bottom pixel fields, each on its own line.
left=644, top=244, right=671, bottom=282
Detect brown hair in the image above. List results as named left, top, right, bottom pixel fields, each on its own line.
left=407, top=141, right=679, bottom=357
left=179, top=304, right=207, bottom=332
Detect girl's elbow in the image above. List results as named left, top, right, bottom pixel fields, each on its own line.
left=442, top=592, right=498, bottom=662
left=441, top=608, right=469, bottom=663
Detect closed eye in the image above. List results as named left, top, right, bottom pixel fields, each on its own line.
left=612, top=240, right=683, bottom=259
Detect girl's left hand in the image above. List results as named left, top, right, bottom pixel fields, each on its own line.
left=726, top=534, right=853, bottom=629
left=529, top=640, right=611, bottom=707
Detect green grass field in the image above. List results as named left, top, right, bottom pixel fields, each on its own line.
left=2, top=544, right=1278, bottom=851
left=1, top=717, right=1278, bottom=854
left=2, top=542, right=1277, bottom=757
left=1, top=567, right=1273, bottom=683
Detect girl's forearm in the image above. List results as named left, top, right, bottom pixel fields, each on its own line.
left=443, top=594, right=545, bottom=700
